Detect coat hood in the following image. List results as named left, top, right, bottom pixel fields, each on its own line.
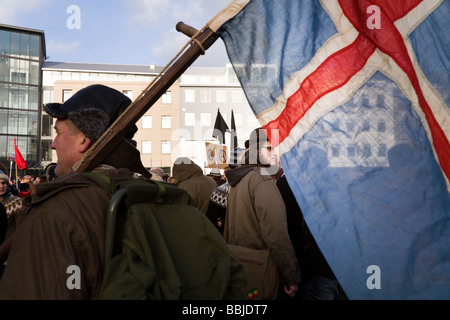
left=225, top=165, right=258, bottom=187
left=172, top=157, right=203, bottom=183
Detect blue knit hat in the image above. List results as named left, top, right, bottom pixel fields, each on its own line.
left=0, top=170, right=9, bottom=183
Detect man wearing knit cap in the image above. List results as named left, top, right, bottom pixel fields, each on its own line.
left=0, top=85, right=145, bottom=299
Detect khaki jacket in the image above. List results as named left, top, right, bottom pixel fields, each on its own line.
left=225, top=166, right=301, bottom=285
left=172, top=160, right=217, bottom=214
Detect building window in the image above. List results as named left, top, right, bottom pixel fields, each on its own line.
left=161, top=141, right=171, bottom=154
left=331, top=145, right=340, bottom=157
left=347, top=121, right=355, bottom=132
left=347, top=145, right=356, bottom=157
left=185, top=89, right=195, bottom=103
left=0, top=109, right=7, bottom=134
left=185, top=113, right=195, bottom=126
left=162, top=91, right=171, bottom=104
left=142, top=115, right=152, bottom=129
left=216, top=89, right=227, bottom=103
left=362, top=120, right=370, bottom=132
left=200, top=89, right=211, bottom=103
left=142, top=141, right=151, bottom=154
left=142, top=116, right=152, bottom=129
left=362, top=144, right=371, bottom=157
left=378, top=144, right=387, bottom=157
left=42, top=114, right=53, bottom=137
left=377, top=120, right=386, bottom=132
left=29, top=87, right=38, bottom=110
left=63, top=89, right=73, bottom=102
left=161, top=115, right=171, bottom=129
left=0, top=57, right=9, bottom=82
left=200, top=113, right=211, bottom=126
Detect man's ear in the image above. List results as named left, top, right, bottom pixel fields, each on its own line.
left=79, top=136, right=92, bottom=153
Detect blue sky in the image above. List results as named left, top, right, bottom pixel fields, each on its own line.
left=0, top=0, right=231, bottom=67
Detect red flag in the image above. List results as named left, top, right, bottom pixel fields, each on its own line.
left=14, top=138, right=28, bottom=170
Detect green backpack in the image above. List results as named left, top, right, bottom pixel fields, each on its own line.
left=81, top=172, right=246, bottom=300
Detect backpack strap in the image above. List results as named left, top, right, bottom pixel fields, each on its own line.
left=78, top=172, right=168, bottom=264
left=79, top=172, right=115, bottom=196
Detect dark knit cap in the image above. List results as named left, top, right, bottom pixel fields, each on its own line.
left=44, top=84, right=137, bottom=143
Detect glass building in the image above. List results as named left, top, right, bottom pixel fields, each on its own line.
left=0, top=24, right=46, bottom=170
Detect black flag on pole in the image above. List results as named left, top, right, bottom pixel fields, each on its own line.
left=228, top=109, right=238, bottom=150
left=212, top=108, right=229, bottom=144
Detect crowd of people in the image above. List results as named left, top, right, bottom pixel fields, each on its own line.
left=0, top=84, right=342, bottom=300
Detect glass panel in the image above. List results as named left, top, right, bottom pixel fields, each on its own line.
left=0, top=83, right=8, bottom=107
left=28, top=87, right=38, bottom=110
left=0, top=135, right=6, bottom=160
left=29, top=61, right=39, bottom=85
left=9, top=85, right=19, bottom=109
left=8, top=110, right=19, bottom=135
left=10, top=58, right=24, bottom=83
left=42, top=114, right=53, bottom=137
left=41, top=139, right=52, bottom=162
left=161, top=116, right=171, bottom=129
left=0, top=109, right=8, bottom=134
left=200, top=89, right=211, bottom=103
left=184, top=113, right=195, bottom=126
left=142, top=115, right=152, bottom=129
left=0, top=30, right=10, bottom=55
left=161, top=141, right=171, bottom=154
left=30, top=35, right=40, bottom=60
left=0, top=57, right=9, bottom=82
left=184, top=89, right=195, bottom=103
left=20, top=33, right=30, bottom=58
left=27, top=137, right=37, bottom=161
left=142, top=141, right=151, bottom=154
left=28, top=112, right=37, bottom=135
left=161, top=91, right=171, bottom=104
left=18, top=111, right=28, bottom=135
left=10, top=32, right=20, bottom=56
left=18, top=87, right=28, bottom=109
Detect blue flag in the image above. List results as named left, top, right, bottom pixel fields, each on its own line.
left=211, top=0, right=450, bottom=299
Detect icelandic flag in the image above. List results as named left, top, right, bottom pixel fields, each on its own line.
left=210, top=0, right=450, bottom=299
